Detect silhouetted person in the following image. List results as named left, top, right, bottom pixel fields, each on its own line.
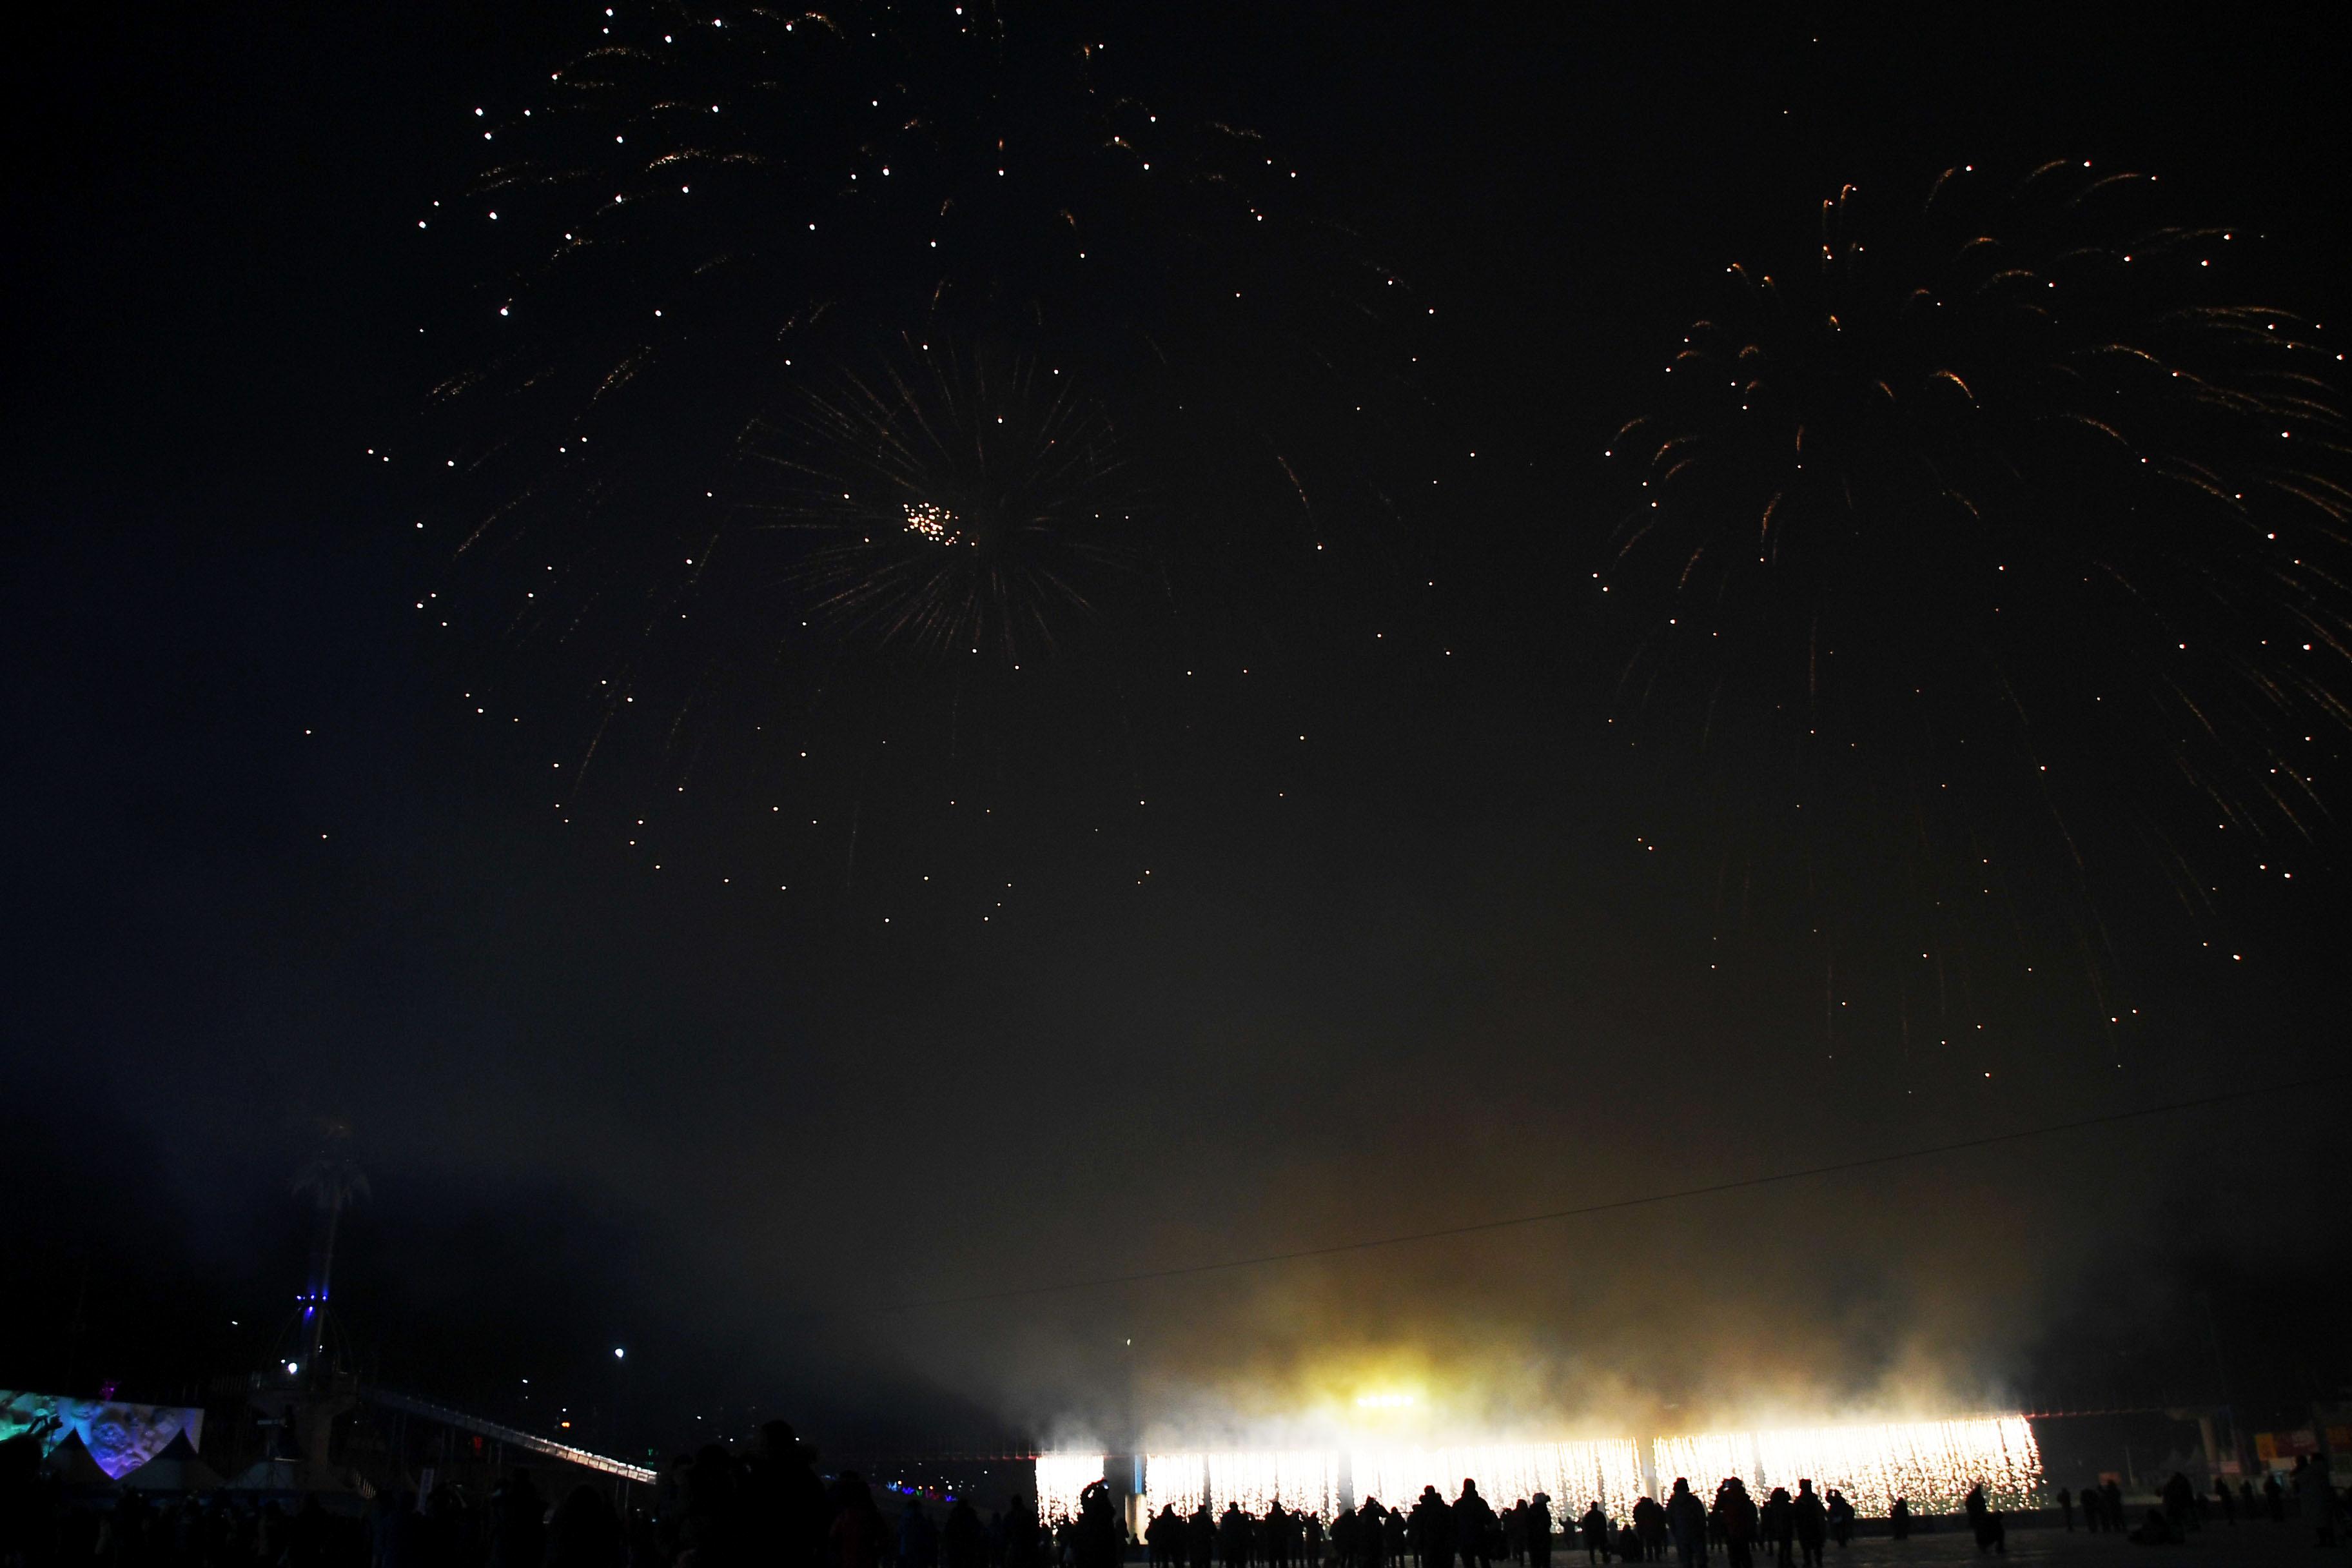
left=489, top=1476, right=546, bottom=1568
left=1960, top=1485, right=2003, bottom=1556
left=1453, top=1484, right=1495, bottom=1568
left=1219, top=1506, right=1251, bottom=1568
left=1787, top=1483, right=1821, bottom=1568
left=2054, top=1488, right=2072, bottom=1532
left=1330, top=1505, right=1359, bottom=1568
left=1885, top=1500, right=1908, bottom=1544
left=1820, top=1492, right=1850, bottom=1554
left=945, top=1502, right=986, bottom=1568
left=680, top=1446, right=741, bottom=1567
left=1003, top=1497, right=1041, bottom=1568
left=284, top=1494, right=332, bottom=1568
left=0, top=1413, right=59, bottom=1568
left=1629, top=1497, right=1664, bottom=1563
left=749, top=1423, right=831, bottom=1568
left=1407, top=1489, right=1449, bottom=1568
left=1574, top=1504, right=1605, bottom=1567
left=2159, top=1471, right=2194, bottom=1534
left=627, top=1510, right=668, bottom=1568
left=2099, top=1478, right=2122, bottom=1533
left=1524, top=1494, right=1551, bottom=1568
left=547, top=1485, right=625, bottom=1568
left=1357, top=1501, right=1389, bottom=1568
left=1075, top=1484, right=1121, bottom=1568
left=2296, top=1455, right=2338, bottom=1547
left=1663, top=1482, right=1704, bottom=1568
left=899, top=1502, right=940, bottom=1568
left=1756, top=1489, right=1789, bottom=1568
left=1304, top=1516, right=1323, bottom=1568
left=830, top=1476, right=886, bottom=1568
left=1714, top=1482, right=1753, bottom=1568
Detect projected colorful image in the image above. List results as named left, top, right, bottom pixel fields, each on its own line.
left=1, top=1391, right=207, bottom=1482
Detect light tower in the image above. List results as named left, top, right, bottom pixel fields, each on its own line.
left=242, top=1119, right=367, bottom=1491
left=290, top=1120, right=368, bottom=1369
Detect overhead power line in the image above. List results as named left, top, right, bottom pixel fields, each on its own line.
left=879, top=1073, right=2342, bottom=1315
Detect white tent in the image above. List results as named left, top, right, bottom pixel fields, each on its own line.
left=122, top=1433, right=226, bottom=1493
left=39, top=1432, right=115, bottom=1488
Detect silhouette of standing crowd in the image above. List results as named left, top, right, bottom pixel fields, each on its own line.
left=2052, top=1458, right=2347, bottom=1549
left=1139, top=1475, right=1873, bottom=1568
left=12, top=1416, right=2352, bottom=1568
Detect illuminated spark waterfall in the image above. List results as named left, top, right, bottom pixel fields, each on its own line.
left=1035, top=1453, right=1105, bottom=1524
left=1210, top=1452, right=1346, bottom=1519
left=1350, top=1443, right=1644, bottom=1518
left=1654, top=1417, right=2043, bottom=1513
left=1649, top=1433, right=1754, bottom=1496
left=1141, top=1453, right=1209, bottom=1519
left=1047, top=1416, right=2043, bottom=1522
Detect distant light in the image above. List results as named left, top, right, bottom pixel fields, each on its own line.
left=614, top=1346, right=627, bottom=1359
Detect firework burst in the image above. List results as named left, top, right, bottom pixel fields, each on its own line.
left=407, top=0, right=1413, bottom=895
left=739, top=333, right=1142, bottom=662
left=1603, top=162, right=2352, bottom=1031
left=428, top=0, right=1402, bottom=658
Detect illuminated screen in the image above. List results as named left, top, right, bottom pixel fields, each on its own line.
left=1, top=1391, right=207, bottom=1482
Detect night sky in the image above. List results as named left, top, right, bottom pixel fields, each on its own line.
left=6, top=4, right=2350, bottom=1456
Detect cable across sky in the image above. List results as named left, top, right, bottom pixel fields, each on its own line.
left=877, top=1073, right=2343, bottom=1314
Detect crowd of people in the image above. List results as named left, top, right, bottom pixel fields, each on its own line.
left=1138, top=1476, right=1872, bottom=1568
left=8, top=1418, right=2351, bottom=1568
left=1140, top=1476, right=1870, bottom=1568
left=2053, top=1456, right=2346, bottom=1547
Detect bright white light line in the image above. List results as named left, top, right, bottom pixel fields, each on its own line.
left=1052, top=1417, right=2043, bottom=1522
